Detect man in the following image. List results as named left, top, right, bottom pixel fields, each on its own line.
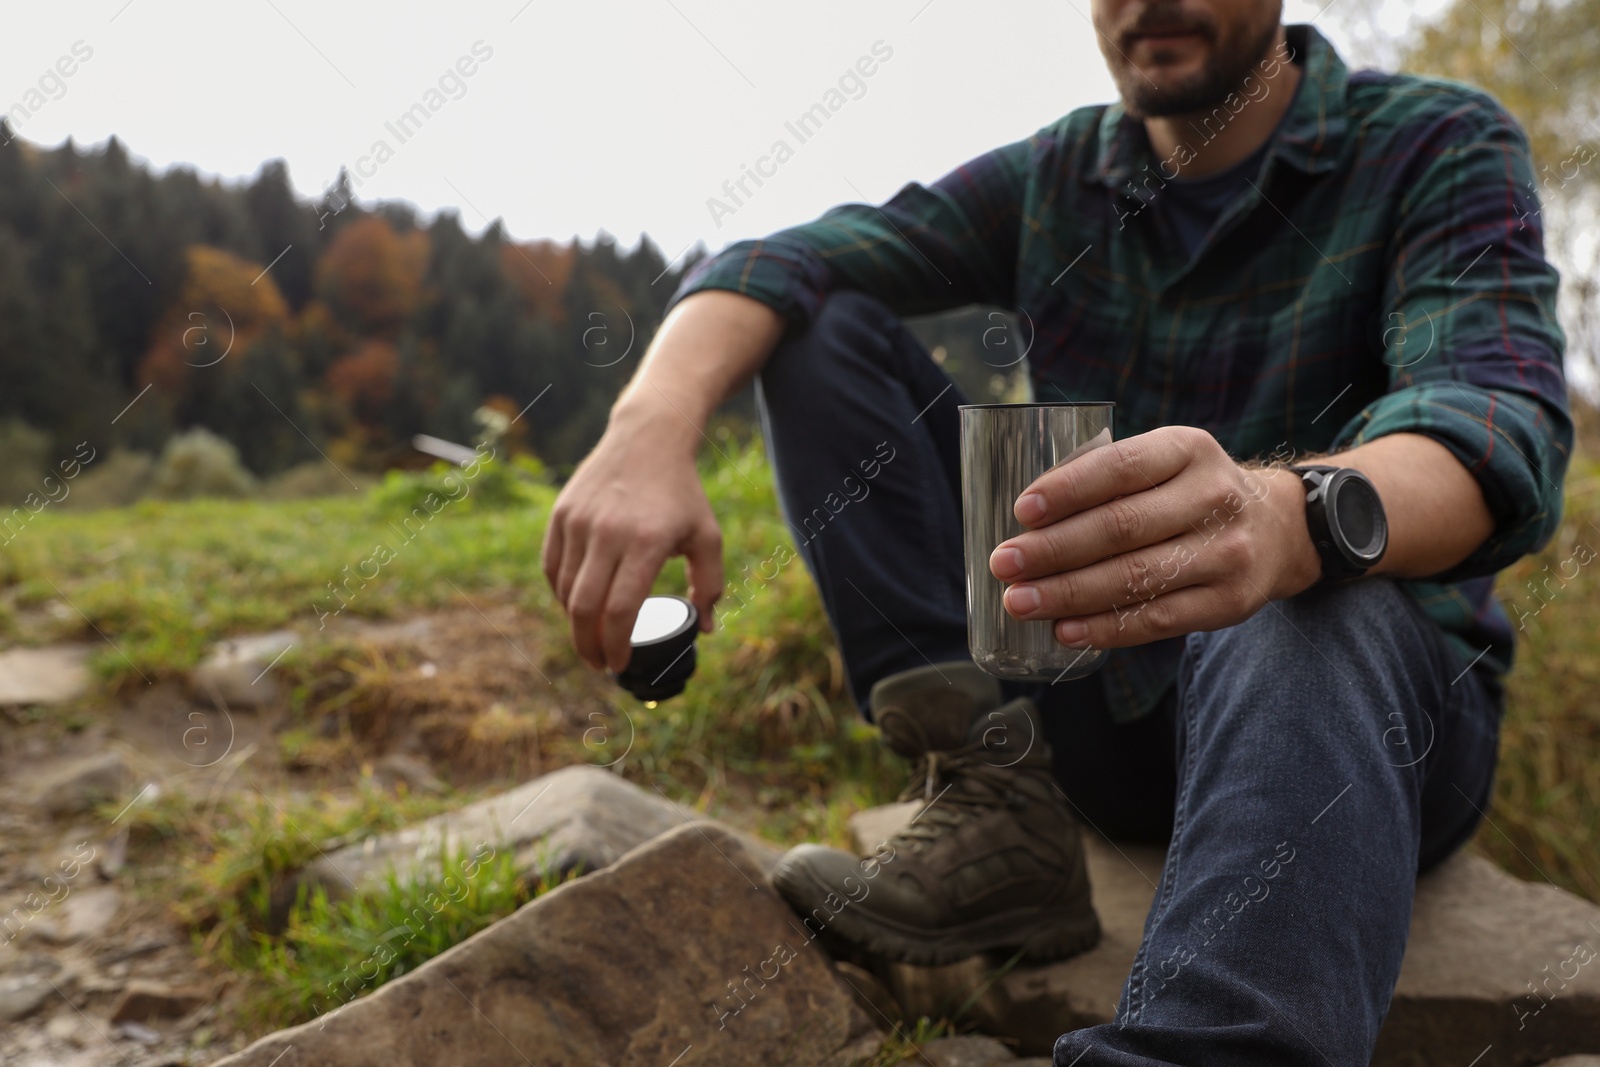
left=543, top=0, right=1571, bottom=1060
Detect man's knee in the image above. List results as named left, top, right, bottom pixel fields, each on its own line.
left=1183, top=579, right=1446, bottom=735
left=1194, top=578, right=1425, bottom=670
left=759, top=290, right=900, bottom=401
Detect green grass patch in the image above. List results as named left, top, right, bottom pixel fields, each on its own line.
left=240, top=846, right=556, bottom=1030
left=114, top=782, right=461, bottom=938
left=112, top=782, right=553, bottom=1030
left=0, top=457, right=561, bottom=681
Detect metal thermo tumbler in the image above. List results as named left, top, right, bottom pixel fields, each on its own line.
left=960, top=402, right=1115, bottom=683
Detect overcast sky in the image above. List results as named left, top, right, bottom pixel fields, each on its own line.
left=1, top=0, right=1410, bottom=261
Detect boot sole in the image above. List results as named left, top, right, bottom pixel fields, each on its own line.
left=773, top=862, right=1102, bottom=967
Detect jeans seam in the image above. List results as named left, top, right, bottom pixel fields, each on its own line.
left=1122, top=632, right=1202, bottom=1024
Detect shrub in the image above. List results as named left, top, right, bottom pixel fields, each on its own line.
left=148, top=428, right=259, bottom=500
left=367, top=455, right=544, bottom=515
left=0, top=419, right=50, bottom=505
left=262, top=460, right=370, bottom=500
left=60, top=450, right=155, bottom=510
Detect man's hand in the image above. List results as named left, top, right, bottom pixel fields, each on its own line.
left=988, top=426, right=1322, bottom=649
left=541, top=290, right=785, bottom=674
left=542, top=411, right=723, bottom=672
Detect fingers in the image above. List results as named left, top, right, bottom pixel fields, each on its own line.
left=554, top=512, right=590, bottom=610
left=683, top=520, right=724, bottom=634
left=601, top=543, right=672, bottom=673
left=991, top=485, right=1196, bottom=581
left=540, top=508, right=566, bottom=597
left=1002, top=535, right=1209, bottom=621
left=566, top=538, right=624, bottom=669
left=1014, top=426, right=1209, bottom=528
left=1048, top=581, right=1267, bottom=650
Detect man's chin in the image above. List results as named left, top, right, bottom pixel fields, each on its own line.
left=1119, top=68, right=1227, bottom=119
left=1130, top=34, right=1210, bottom=67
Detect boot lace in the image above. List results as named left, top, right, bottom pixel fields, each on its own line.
left=883, top=715, right=1043, bottom=852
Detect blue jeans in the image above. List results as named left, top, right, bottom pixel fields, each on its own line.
left=755, top=291, right=1504, bottom=1065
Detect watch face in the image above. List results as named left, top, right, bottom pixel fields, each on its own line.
left=1330, top=475, right=1387, bottom=562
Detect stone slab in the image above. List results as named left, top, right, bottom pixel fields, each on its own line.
left=922, top=1034, right=1018, bottom=1065
left=301, top=764, right=783, bottom=902
left=30, top=751, right=128, bottom=818
left=30, top=886, right=122, bottom=944
left=189, top=629, right=297, bottom=708
left=850, top=802, right=1600, bottom=1064
left=213, top=822, right=881, bottom=1067
left=1376, top=853, right=1600, bottom=1065
left=0, top=973, right=53, bottom=1022
left=0, top=646, right=89, bottom=706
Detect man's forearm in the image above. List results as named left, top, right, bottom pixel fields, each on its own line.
left=1263, top=431, right=1497, bottom=596
left=1339, top=432, right=1496, bottom=578
left=611, top=290, right=786, bottom=451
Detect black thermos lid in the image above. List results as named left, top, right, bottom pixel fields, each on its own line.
left=613, top=595, right=699, bottom=702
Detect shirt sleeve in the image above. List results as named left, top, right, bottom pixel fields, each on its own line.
left=668, top=134, right=1037, bottom=327
left=1331, top=97, right=1573, bottom=581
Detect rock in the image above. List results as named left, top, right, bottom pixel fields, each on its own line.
left=109, top=981, right=207, bottom=1023
left=0, top=972, right=53, bottom=1021
left=301, top=764, right=783, bottom=901
left=96, top=936, right=169, bottom=966
left=189, top=629, right=297, bottom=708
left=0, top=645, right=90, bottom=705
left=32, top=886, right=122, bottom=944
left=372, top=753, right=447, bottom=795
left=1376, top=852, right=1600, bottom=1065
left=848, top=803, right=1600, bottom=1064
left=0, top=951, right=61, bottom=977
left=46, top=1011, right=79, bottom=1042
left=212, top=822, right=882, bottom=1067
left=923, top=1034, right=1018, bottom=1065
left=1542, top=1059, right=1600, bottom=1066
left=31, top=751, right=128, bottom=817
left=834, top=960, right=899, bottom=1026
left=114, top=1020, right=161, bottom=1044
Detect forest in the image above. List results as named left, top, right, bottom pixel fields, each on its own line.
left=0, top=124, right=699, bottom=496
left=0, top=121, right=1023, bottom=511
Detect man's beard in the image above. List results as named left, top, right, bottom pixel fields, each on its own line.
left=1101, top=3, right=1283, bottom=119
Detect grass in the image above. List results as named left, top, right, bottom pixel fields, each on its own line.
left=112, top=779, right=553, bottom=1031
left=853, top=1018, right=955, bottom=1065
left=6, top=429, right=1600, bottom=1046
left=240, top=846, right=554, bottom=1028
left=0, top=459, right=561, bottom=681
left=2, top=442, right=901, bottom=816
left=1474, top=454, right=1600, bottom=900
left=24, top=441, right=899, bottom=1038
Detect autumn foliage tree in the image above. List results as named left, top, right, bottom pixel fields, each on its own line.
left=140, top=245, right=291, bottom=396
left=325, top=339, right=401, bottom=425
left=1393, top=0, right=1600, bottom=382
left=316, top=216, right=430, bottom=336
left=500, top=240, right=575, bottom=323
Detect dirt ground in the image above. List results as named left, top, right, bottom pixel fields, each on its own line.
left=0, top=604, right=623, bottom=1066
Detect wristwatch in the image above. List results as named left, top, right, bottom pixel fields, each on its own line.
left=1290, top=464, right=1388, bottom=582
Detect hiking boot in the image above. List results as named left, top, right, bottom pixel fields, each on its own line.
left=771, top=661, right=1100, bottom=966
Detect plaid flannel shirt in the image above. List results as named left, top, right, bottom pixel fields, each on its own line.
left=673, top=24, right=1572, bottom=721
